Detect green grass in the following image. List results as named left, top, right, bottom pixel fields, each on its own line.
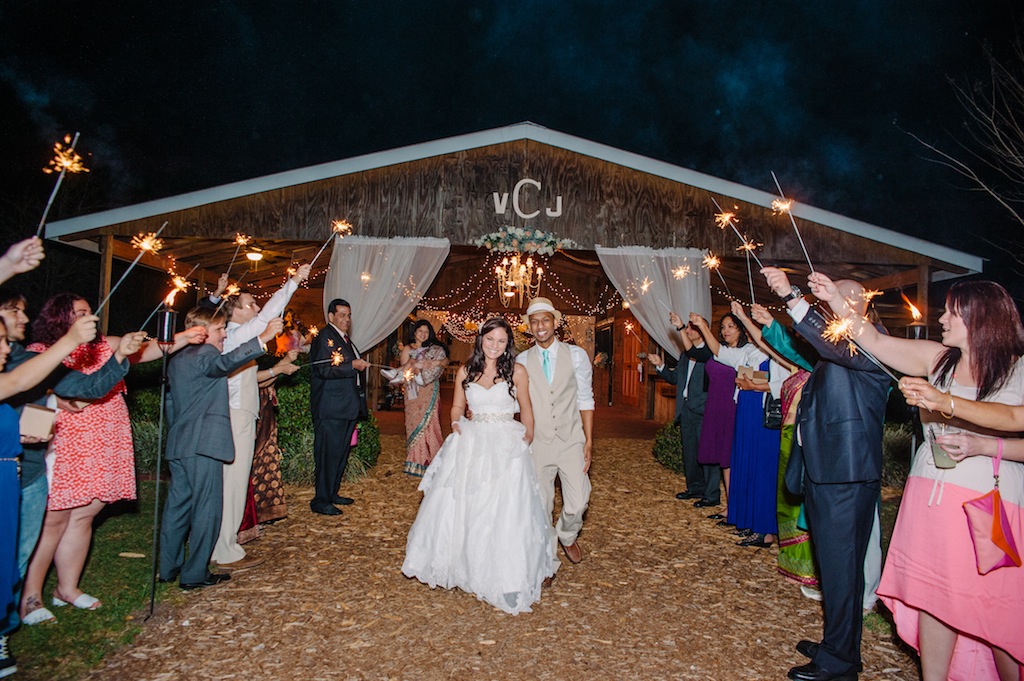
left=11, top=481, right=184, bottom=681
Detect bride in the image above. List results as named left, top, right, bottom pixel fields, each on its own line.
left=402, top=317, right=559, bottom=614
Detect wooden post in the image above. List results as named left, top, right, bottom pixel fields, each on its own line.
left=97, top=234, right=114, bottom=335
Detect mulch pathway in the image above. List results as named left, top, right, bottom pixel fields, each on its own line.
left=82, top=415, right=918, bottom=680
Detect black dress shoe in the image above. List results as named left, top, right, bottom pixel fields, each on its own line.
left=787, top=661, right=857, bottom=681
left=158, top=570, right=179, bottom=584
left=332, top=496, right=354, bottom=506
left=796, top=639, right=818, bottom=659
left=180, top=573, right=231, bottom=590
left=675, top=490, right=702, bottom=500
left=693, top=498, right=719, bottom=508
left=707, top=513, right=726, bottom=520
left=311, top=504, right=342, bottom=516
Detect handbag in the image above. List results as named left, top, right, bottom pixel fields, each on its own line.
left=962, top=439, right=1022, bottom=574
left=763, top=394, right=783, bottom=429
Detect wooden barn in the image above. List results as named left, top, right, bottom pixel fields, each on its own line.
left=46, top=122, right=983, bottom=420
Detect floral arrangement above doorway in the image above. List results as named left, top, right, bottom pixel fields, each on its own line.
left=473, top=226, right=577, bottom=255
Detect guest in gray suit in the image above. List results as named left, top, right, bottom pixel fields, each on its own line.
left=159, top=307, right=281, bottom=589
left=649, top=317, right=712, bottom=503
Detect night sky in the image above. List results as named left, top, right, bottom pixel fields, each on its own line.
left=1, top=2, right=1021, bottom=285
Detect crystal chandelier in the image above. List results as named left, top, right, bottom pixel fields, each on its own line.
left=494, top=253, right=543, bottom=307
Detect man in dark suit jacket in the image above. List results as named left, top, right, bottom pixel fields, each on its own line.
left=648, top=321, right=712, bottom=503
left=764, top=267, right=890, bottom=681
left=309, top=298, right=368, bottom=516
left=159, top=307, right=280, bottom=589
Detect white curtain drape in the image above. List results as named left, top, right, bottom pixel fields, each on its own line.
left=322, top=236, right=451, bottom=351
left=595, top=246, right=711, bottom=360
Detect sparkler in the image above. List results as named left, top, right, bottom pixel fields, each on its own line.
left=138, top=263, right=200, bottom=331
left=623, top=321, right=645, bottom=345
left=308, top=325, right=319, bottom=337
left=657, top=298, right=673, bottom=315
left=95, top=222, right=168, bottom=316
left=37, top=133, right=89, bottom=237
left=226, top=233, right=251, bottom=277
left=310, top=219, right=353, bottom=269
left=822, top=315, right=900, bottom=382
left=212, top=269, right=251, bottom=316
left=702, top=252, right=732, bottom=296
left=672, top=265, right=691, bottom=280
left=302, top=351, right=345, bottom=367
left=711, top=197, right=763, bottom=268
left=744, top=248, right=756, bottom=305
left=770, top=171, right=815, bottom=274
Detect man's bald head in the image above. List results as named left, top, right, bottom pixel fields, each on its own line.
left=834, top=279, right=868, bottom=316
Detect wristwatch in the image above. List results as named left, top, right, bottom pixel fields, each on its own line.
left=780, top=285, right=803, bottom=303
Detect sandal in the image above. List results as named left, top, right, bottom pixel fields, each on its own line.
left=52, top=593, right=102, bottom=610
left=737, top=533, right=773, bottom=548
left=22, top=606, right=57, bottom=625
left=733, top=528, right=754, bottom=537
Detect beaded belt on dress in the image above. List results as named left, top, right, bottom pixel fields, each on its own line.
left=472, top=413, right=514, bottom=422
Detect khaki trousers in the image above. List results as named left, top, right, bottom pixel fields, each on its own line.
left=531, top=435, right=591, bottom=548
left=211, top=408, right=255, bottom=564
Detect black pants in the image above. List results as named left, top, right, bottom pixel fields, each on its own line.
left=312, top=417, right=357, bottom=508
left=678, top=408, right=706, bottom=497
left=805, top=478, right=880, bottom=675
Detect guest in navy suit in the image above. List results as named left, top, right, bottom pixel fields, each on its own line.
left=763, top=267, right=890, bottom=681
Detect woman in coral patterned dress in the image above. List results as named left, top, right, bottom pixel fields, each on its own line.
left=397, top=321, right=447, bottom=477
left=20, top=294, right=201, bottom=623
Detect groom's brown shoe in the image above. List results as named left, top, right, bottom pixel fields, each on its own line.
left=561, top=542, right=583, bottom=564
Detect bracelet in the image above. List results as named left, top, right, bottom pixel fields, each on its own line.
left=939, top=390, right=955, bottom=420
left=270, top=368, right=275, bottom=377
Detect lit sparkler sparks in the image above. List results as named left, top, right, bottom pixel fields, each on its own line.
left=303, top=350, right=345, bottom=367
left=225, top=283, right=240, bottom=298
left=310, top=219, right=354, bottom=268
left=225, top=233, right=251, bottom=276
left=639, top=276, right=652, bottom=294
left=822, top=314, right=900, bottom=382
left=624, top=321, right=644, bottom=345
left=37, top=133, right=89, bottom=237
left=95, top=222, right=169, bottom=316
left=861, top=289, right=883, bottom=303
left=770, top=171, right=815, bottom=274
left=672, top=265, right=691, bottom=280
left=702, top=251, right=731, bottom=295
left=710, top=197, right=763, bottom=268
left=308, top=325, right=319, bottom=336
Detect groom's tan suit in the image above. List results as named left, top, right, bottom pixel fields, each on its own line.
left=518, top=341, right=592, bottom=548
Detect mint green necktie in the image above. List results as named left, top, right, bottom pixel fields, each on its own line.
left=542, top=349, right=553, bottom=383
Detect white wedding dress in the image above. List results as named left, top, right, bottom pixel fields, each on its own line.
left=402, top=381, right=559, bottom=614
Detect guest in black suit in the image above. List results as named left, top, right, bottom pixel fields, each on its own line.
left=309, top=299, right=368, bottom=516
left=159, top=307, right=280, bottom=589
left=648, top=317, right=711, bottom=502
left=763, top=267, right=890, bottom=681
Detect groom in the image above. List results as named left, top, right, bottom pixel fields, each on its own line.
left=516, top=297, right=595, bottom=564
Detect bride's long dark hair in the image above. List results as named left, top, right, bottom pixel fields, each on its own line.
left=462, top=317, right=516, bottom=397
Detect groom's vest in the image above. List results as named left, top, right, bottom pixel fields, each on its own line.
left=526, top=342, right=584, bottom=446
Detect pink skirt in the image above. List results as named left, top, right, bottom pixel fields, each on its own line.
left=877, top=476, right=1024, bottom=679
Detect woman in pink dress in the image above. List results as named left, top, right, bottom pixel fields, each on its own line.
left=814, top=275, right=1024, bottom=680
